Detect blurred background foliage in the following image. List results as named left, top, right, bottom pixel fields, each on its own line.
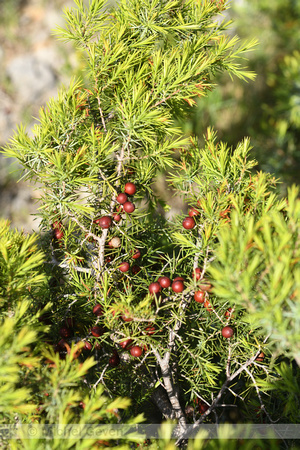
left=180, top=0, right=300, bottom=195
left=0, top=0, right=300, bottom=230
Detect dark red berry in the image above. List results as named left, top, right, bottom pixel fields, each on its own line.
left=123, top=201, right=135, bottom=213
left=116, top=193, right=128, bottom=204
left=194, top=290, right=205, bottom=303
left=91, top=326, right=104, bottom=337
left=183, top=217, right=196, bottom=229
left=204, top=299, right=213, bottom=312
left=188, top=207, right=200, bottom=217
left=109, top=351, right=120, bottom=367
left=173, top=276, right=184, bottom=282
left=124, top=182, right=136, bottom=195
left=193, top=268, right=202, bottom=280
left=96, top=216, right=112, bottom=229
left=131, top=265, right=141, bottom=275
left=256, top=352, right=265, bottom=362
left=83, top=340, right=92, bottom=350
left=224, top=307, right=233, bottom=318
left=113, top=213, right=122, bottom=222
left=130, top=345, right=143, bottom=357
left=172, top=280, right=184, bottom=293
left=145, top=326, right=155, bottom=335
left=158, top=276, right=171, bottom=288
left=59, top=326, right=71, bottom=338
left=93, top=304, right=103, bottom=316
left=221, top=326, right=234, bottom=338
left=119, top=338, right=133, bottom=349
left=132, top=249, right=141, bottom=259
left=149, top=282, right=161, bottom=294
left=119, top=262, right=130, bottom=272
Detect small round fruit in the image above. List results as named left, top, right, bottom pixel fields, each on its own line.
left=224, top=307, right=233, bottom=318
left=83, top=340, right=92, bottom=351
left=132, top=249, right=141, bottom=259
left=204, top=299, right=213, bottom=312
left=54, top=229, right=64, bottom=240
left=121, top=312, right=133, bottom=322
left=256, top=352, right=265, bottom=362
left=172, top=280, right=184, bottom=293
left=109, top=236, right=121, bottom=248
left=194, top=290, right=205, bottom=303
left=149, top=282, right=161, bottom=295
left=173, top=276, right=184, bottom=282
left=199, top=282, right=212, bottom=292
left=124, top=182, right=136, bottom=195
left=119, top=262, right=130, bottom=272
left=145, top=326, right=155, bottom=335
left=91, top=326, right=104, bottom=337
left=116, top=193, right=128, bottom=204
left=97, top=216, right=112, bottom=229
left=158, top=276, right=171, bottom=288
left=193, top=268, right=202, bottom=280
left=113, top=213, right=122, bottom=223
left=59, top=326, right=71, bottom=339
left=221, top=326, right=234, bottom=338
left=130, top=345, right=143, bottom=357
left=188, top=207, right=200, bottom=217
left=131, top=265, right=141, bottom=275
left=93, top=304, right=103, bottom=317
left=119, top=338, right=133, bottom=349
left=183, top=217, right=196, bottom=230
left=123, top=201, right=135, bottom=213
left=109, top=351, right=120, bottom=367
left=198, top=401, right=209, bottom=415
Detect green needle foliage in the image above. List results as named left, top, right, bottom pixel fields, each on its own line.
left=2, top=0, right=300, bottom=448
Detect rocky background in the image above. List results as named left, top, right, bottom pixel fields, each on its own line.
left=0, top=0, right=81, bottom=231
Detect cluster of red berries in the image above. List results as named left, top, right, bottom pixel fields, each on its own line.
left=182, top=205, right=201, bottom=230
left=94, top=182, right=137, bottom=229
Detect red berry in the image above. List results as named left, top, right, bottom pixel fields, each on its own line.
left=109, top=351, right=120, bottom=367
left=116, top=193, right=128, bottom=204
left=123, top=201, right=135, bottom=213
left=194, top=290, right=205, bottom=303
left=124, top=182, right=136, bottom=195
left=121, top=311, right=133, bottom=322
left=221, top=326, right=234, bottom=338
left=193, top=268, right=202, bottom=280
left=130, top=345, right=143, bottom=357
left=96, top=216, right=112, bottom=229
left=93, top=304, right=103, bottom=317
left=54, top=229, right=64, bottom=240
left=256, top=352, right=265, bottom=362
left=119, top=338, right=133, bottom=349
left=59, top=326, right=71, bottom=338
left=198, top=401, right=209, bottom=415
left=199, top=282, right=212, bottom=292
left=224, top=307, right=233, bottom=318
left=172, top=280, right=184, bottom=293
left=132, top=249, right=141, bottom=259
left=183, top=217, right=196, bottom=229
left=158, top=276, right=171, bottom=288
left=189, top=207, right=200, bottom=217
left=113, top=213, right=122, bottom=222
left=149, top=282, right=161, bottom=294
left=173, top=276, right=185, bottom=282
left=145, top=326, right=155, bottom=335
left=119, top=262, right=130, bottom=272
left=131, top=265, right=141, bottom=275
left=83, top=340, right=92, bottom=350
left=91, top=326, right=104, bottom=337
left=204, top=299, right=213, bottom=312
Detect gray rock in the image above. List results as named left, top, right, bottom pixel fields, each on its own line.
left=6, top=54, right=57, bottom=103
